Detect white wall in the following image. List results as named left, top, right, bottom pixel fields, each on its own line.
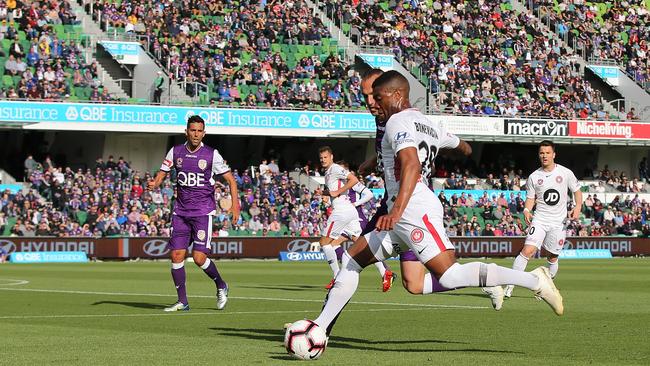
left=597, top=146, right=648, bottom=178
left=102, top=133, right=169, bottom=174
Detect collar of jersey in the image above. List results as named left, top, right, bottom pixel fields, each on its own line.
left=184, top=142, right=204, bottom=154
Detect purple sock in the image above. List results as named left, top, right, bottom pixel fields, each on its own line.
left=171, top=263, right=188, bottom=304
left=201, top=259, right=227, bottom=289
left=335, top=246, right=344, bottom=262
left=431, top=273, right=454, bottom=293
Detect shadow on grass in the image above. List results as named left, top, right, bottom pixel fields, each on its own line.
left=239, top=285, right=324, bottom=292
left=210, top=327, right=522, bottom=355
left=91, top=300, right=168, bottom=310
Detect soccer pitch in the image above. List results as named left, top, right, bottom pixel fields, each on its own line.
left=1, top=259, right=648, bottom=365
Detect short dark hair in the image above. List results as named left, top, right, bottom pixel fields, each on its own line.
left=187, top=115, right=205, bottom=129
left=318, top=146, right=333, bottom=154
left=539, top=140, right=555, bottom=151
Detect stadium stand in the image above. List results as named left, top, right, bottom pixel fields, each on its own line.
left=86, top=0, right=363, bottom=109
left=533, top=0, right=650, bottom=93
left=0, top=0, right=115, bottom=101
left=1, top=154, right=648, bottom=238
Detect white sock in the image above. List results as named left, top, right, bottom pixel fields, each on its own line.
left=314, top=252, right=362, bottom=333
left=439, top=262, right=539, bottom=290
left=422, top=272, right=433, bottom=295
left=374, top=262, right=386, bottom=278
left=322, top=245, right=339, bottom=277
left=547, top=260, right=559, bottom=278
left=513, top=253, right=530, bottom=272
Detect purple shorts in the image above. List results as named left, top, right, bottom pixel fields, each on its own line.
left=168, top=214, right=213, bottom=254
left=362, top=196, right=418, bottom=262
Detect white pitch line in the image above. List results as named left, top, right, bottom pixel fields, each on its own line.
left=0, top=307, right=431, bottom=320
left=0, top=287, right=489, bottom=309
left=0, top=279, right=30, bottom=286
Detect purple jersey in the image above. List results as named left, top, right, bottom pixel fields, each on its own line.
left=347, top=189, right=368, bottom=228
left=160, top=142, right=230, bottom=216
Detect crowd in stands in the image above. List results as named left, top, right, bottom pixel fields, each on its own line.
left=2, top=153, right=650, bottom=238
left=321, top=0, right=611, bottom=119
left=89, top=0, right=364, bottom=109
left=0, top=0, right=115, bottom=101
left=534, top=0, right=650, bottom=92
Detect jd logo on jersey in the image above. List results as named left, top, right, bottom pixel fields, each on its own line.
left=543, top=189, right=560, bottom=206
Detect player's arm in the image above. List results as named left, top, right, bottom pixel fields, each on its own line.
left=330, top=172, right=359, bottom=198
left=147, top=149, right=173, bottom=190
left=523, top=175, right=536, bottom=224
left=377, top=147, right=420, bottom=231
left=358, top=154, right=377, bottom=176
left=568, top=171, right=583, bottom=221
left=221, top=171, right=240, bottom=224
left=454, top=140, right=472, bottom=156
left=352, top=182, right=373, bottom=207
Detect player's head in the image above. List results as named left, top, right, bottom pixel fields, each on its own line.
left=538, top=140, right=556, bottom=168
left=360, top=69, right=385, bottom=121
left=372, top=70, right=411, bottom=121
left=185, top=115, right=206, bottom=148
left=318, top=146, right=334, bottom=169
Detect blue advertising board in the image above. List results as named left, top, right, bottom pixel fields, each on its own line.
left=358, top=53, right=394, bottom=69
left=99, top=41, right=140, bottom=64
left=9, top=251, right=88, bottom=263
left=558, top=249, right=612, bottom=259
left=368, top=189, right=526, bottom=201
left=278, top=251, right=326, bottom=261
left=0, top=184, right=23, bottom=194
left=0, top=101, right=376, bottom=132
left=588, top=65, right=619, bottom=79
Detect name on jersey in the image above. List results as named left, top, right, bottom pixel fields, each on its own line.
left=414, top=122, right=439, bottom=139
left=178, top=172, right=206, bottom=187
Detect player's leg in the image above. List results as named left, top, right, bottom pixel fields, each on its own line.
left=399, top=250, right=453, bottom=294
left=189, top=216, right=229, bottom=310
left=314, top=230, right=394, bottom=335
left=165, top=215, right=191, bottom=311
left=504, top=224, right=544, bottom=298
left=320, top=217, right=343, bottom=283
left=543, top=227, right=566, bottom=279
left=358, top=202, right=396, bottom=291
left=404, top=213, right=563, bottom=315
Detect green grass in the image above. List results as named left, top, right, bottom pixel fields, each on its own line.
left=1, top=259, right=649, bottom=365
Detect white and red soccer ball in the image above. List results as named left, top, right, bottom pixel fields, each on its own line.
left=284, top=320, right=328, bottom=360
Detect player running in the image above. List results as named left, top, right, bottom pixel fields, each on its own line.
left=502, top=140, right=582, bottom=298
left=309, top=71, right=563, bottom=336
left=355, top=60, right=502, bottom=308
left=147, top=115, right=240, bottom=312
left=318, top=148, right=395, bottom=291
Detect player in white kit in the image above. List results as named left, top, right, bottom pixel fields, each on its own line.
left=318, top=147, right=394, bottom=290
left=503, top=140, right=582, bottom=298
left=307, top=71, right=564, bottom=337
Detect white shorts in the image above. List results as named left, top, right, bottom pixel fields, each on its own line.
left=524, top=221, right=566, bottom=255
left=324, top=207, right=362, bottom=240
left=364, top=192, right=454, bottom=263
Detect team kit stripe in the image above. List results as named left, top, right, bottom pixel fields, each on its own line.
left=326, top=222, right=335, bottom=237
left=422, top=214, right=447, bottom=252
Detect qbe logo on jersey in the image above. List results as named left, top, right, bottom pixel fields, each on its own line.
left=143, top=239, right=170, bottom=256
left=543, top=189, right=561, bottom=206
left=0, top=239, right=16, bottom=254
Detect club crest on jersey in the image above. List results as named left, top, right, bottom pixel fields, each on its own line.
left=410, top=228, right=424, bottom=243
left=176, top=158, right=183, bottom=168
left=558, top=239, right=565, bottom=247
left=537, top=179, right=544, bottom=185
left=556, top=176, right=563, bottom=183
left=197, top=230, right=206, bottom=241
left=198, top=159, right=207, bottom=170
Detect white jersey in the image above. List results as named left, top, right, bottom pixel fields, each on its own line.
left=324, top=163, right=354, bottom=209
left=525, top=163, right=580, bottom=227
left=381, top=108, right=460, bottom=207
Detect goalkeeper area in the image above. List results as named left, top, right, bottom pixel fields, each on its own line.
left=1, top=259, right=648, bottom=365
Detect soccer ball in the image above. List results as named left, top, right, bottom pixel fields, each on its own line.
left=284, top=320, right=328, bottom=360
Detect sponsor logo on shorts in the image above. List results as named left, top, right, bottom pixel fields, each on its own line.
left=197, top=230, right=206, bottom=241
left=391, top=243, right=402, bottom=255
left=176, top=158, right=183, bottom=168
left=556, top=176, right=563, bottom=183
left=286, top=239, right=312, bottom=252
left=410, top=228, right=424, bottom=243
left=198, top=159, right=207, bottom=170
left=0, top=239, right=16, bottom=254
left=143, top=239, right=169, bottom=256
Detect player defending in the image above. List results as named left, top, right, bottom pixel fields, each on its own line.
left=310, top=71, right=563, bottom=336
left=502, top=140, right=582, bottom=298
left=319, top=147, right=394, bottom=291
left=147, top=115, right=240, bottom=312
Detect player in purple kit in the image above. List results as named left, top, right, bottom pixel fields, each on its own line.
left=147, top=115, right=240, bottom=312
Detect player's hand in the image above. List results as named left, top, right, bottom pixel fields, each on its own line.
left=524, top=210, right=533, bottom=225
left=569, top=206, right=580, bottom=221
left=376, top=212, right=400, bottom=231
left=230, top=199, right=241, bottom=224
left=146, top=179, right=156, bottom=191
